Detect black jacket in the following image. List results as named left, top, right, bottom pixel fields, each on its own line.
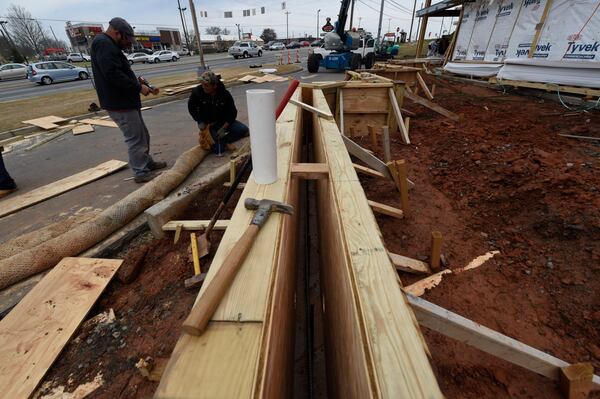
left=188, top=82, right=237, bottom=126
left=90, top=33, right=142, bottom=110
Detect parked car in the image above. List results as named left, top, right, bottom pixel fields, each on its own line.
left=177, top=48, right=191, bottom=56
left=149, top=50, right=180, bottom=63
left=310, top=40, right=323, bottom=47
left=300, top=41, right=310, bottom=47
left=263, top=40, right=276, bottom=50
left=228, top=41, right=263, bottom=58
left=66, top=53, right=91, bottom=62
left=0, top=63, right=28, bottom=80
left=286, top=41, right=301, bottom=49
left=270, top=42, right=286, bottom=51
left=127, top=52, right=150, bottom=64
left=133, top=48, right=154, bottom=55
left=27, top=61, right=90, bottom=85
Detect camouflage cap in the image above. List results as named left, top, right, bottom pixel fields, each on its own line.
left=199, top=71, right=219, bottom=85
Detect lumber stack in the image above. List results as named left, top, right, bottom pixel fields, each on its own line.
left=311, top=88, right=442, bottom=397
left=155, top=89, right=303, bottom=398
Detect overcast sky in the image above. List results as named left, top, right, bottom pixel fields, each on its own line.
left=0, top=0, right=453, bottom=45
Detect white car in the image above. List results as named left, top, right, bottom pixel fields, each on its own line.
left=270, top=42, right=286, bottom=51
left=66, top=53, right=91, bottom=62
left=149, top=50, right=180, bottom=63
left=228, top=41, right=263, bottom=59
left=127, top=52, right=150, bottom=64
left=0, top=63, right=28, bottom=80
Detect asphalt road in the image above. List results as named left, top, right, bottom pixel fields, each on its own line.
left=0, top=47, right=311, bottom=102
left=0, top=69, right=343, bottom=241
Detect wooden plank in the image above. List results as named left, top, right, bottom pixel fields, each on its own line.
left=0, top=257, right=122, bottom=399
left=404, top=90, right=460, bottom=122
left=529, top=0, right=553, bottom=58
left=388, top=88, right=410, bottom=144
left=494, top=79, right=600, bottom=97
left=407, top=294, right=600, bottom=390
left=430, top=231, right=443, bottom=271
left=560, top=363, right=594, bottom=399
left=382, top=126, right=391, bottom=163
left=0, top=160, right=127, bottom=218
left=79, top=118, right=118, bottom=128
left=289, top=98, right=334, bottom=120
left=156, top=88, right=303, bottom=398
left=239, top=75, right=258, bottom=82
left=353, top=163, right=386, bottom=178
left=342, top=87, right=390, bottom=111
left=290, top=163, right=329, bottom=180
left=389, top=252, right=431, bottom=275
left=368, top=199, right=404, bottom=219
left=72, top=124, right=94, bottom=135
left=23, top=116, right=66, bottom=130
left=416, top=72, right=434, bottom=100
left=313, top=88, right=442, bottom=398
left=342, top=135, right=393, bottom=180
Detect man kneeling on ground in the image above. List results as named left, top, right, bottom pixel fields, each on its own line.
left=188, top=71, right=249, bottom=155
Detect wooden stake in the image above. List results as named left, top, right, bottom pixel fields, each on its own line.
left=430, top=231, right=443, bottom=271
left=368, top=125, right=378, bottom=149
left=559, top=363, right=594, bottom=399
left=368, top=200, right=404, bottom=219
left=382, top=126, right=391, bottom=163
left=431, top=84, right=436, bottom=97
left=349, top=126, right=356, bottom=138
left=396, top=160, right=409, bottom=213
left=417, top=72, right=434, bottom=101
left=404, top=117, right=411, bottom=136
left=229, top=159, right=236, bottom=184
left=190, top=233, right=201, bottom=275
left=174, top=223, right=183, bottom=244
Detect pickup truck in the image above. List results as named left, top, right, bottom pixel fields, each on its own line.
left=228, top=41, right=263, bottom=59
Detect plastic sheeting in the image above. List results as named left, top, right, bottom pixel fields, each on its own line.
left=497, top=58, right=600, bottom=87
left=453, top=1, right=479, bottom=60
left=466, top=0, right=502, bottom=61
left=484, top=0, right=524, bottom=62
left=444, top=62, right=504, bottom=77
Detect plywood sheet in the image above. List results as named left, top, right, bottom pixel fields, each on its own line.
left=23, top=116, right=67, bottom=130
left=342, top=87, right=389, bottom=111
left=0, top=160, right=127, bottom=218
left=0, top=257, right=122, bottom=399
left=78, top=118, right=118, bottom=128
left=239, top=75, right=258, bottom=82
left=72, top=124, right=95, bottom=135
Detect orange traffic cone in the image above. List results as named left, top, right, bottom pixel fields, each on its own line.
left=295, top=49, right=300, bottom=63
left=287, top=50, right=291, bottom=65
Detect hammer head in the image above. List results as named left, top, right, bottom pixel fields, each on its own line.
left=245, top=198, right=294, bottom=228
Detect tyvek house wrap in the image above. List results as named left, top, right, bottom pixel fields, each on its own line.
left=453, top=1, right=480, bottom=60
left=504, top=0, right=551, bottom=59
left=484, top=0, right=524, bottom=62
left=466, top=0, right=502, bottom=61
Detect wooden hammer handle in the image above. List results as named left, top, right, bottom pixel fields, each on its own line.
left=182, top=224, right=260, bottom=335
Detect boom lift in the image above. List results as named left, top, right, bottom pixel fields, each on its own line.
left=307, top=0, right=369, bottom=73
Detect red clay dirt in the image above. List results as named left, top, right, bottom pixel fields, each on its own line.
left=356, top=77, right=600, bottom=398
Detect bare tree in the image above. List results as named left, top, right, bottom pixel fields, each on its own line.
left=205, top=26, right=221, bottom=35
left=222, top=28, right=230, bottom=35
left=6, top=4, right=47, bottom=55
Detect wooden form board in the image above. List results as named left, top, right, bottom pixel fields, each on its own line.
left=155, top=88, right=303, bottom=398
left=361, top=67, right=421, bottom=86
left=312, top=88, right=441, bottom=398
left=0, top=160, right=127, bottom=219
left=0, top=257, right=122, bottom=399
left=23, top=115, right=66, bottom=130
left=78, top=118, right=118, bottom=128
left=72, top=124, right=94, bottom=135
left=407, top=294, right=600, bottom=390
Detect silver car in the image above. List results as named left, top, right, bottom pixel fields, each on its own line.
left=0, top=63, right=28, bottom=80
left=228, top=41, right=263, bottom=59
left=127, top=52, right=150, bottom=64
left=27, top=61, right=90, bottom=85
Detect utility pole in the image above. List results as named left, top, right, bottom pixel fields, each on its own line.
left=35, top=19, right=48, bottom=51
left=358, top=17, right=362, bottom=29
left=188, top=0, right=206, bottom=70
left=415, top=2, right=423, bottom=46
left=349, top=0, right=355, bottom=29
left=177, top=0, right=191, bottom=51
left=409, top=0, right=417, bottom=41
left=376, top=0, right=385, bottom=48
left=49, top=26, right=59, bottom=43
left=236, top=24, right=241, bottom=40
left=285, top=11, right=291, bottom=42
left=317, top=9, right=321, bottom=39
left=0, top=20, right=27, bottom=62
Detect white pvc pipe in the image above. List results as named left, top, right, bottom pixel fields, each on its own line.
left=246, top=89, right=277, bottom=184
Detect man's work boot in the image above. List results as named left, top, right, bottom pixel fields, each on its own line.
left=134, top=172, right=158, bottom=184
left=0, top=186, right=17, bottom=199
left=148, top=160, right=167, bottom=171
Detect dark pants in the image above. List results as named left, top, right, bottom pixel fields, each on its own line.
left=207, top=120, right=249, bottom=154
left=0, top=151, right=16, bottom=190
left=108, top=109, right=154, bottom=177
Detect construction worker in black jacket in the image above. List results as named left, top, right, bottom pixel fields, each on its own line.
left=188, top=71, right=249, bottom=154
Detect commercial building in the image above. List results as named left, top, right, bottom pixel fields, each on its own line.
left=133, top=28, right=182, bottom=52
left=65, top=22, right=103, bottom=52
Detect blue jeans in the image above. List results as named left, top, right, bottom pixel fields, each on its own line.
left=201, top=120, right=249, bottom=154
left=0, top=151, right=16, bottom=190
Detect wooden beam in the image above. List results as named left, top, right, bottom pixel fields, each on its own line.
left=430, top=231, right=443, bottom=271
left=312, top=88, right=442, bottom=397
left=339, top=88, right=345, bottom=135
left=0, top=160, right=127, bottom=218
left=415, top=0, right=432, bottom=59
left=368, top=125, right=378, bottom=149
left=290, top=163, right=329, bottom=180
left=353, top=163, right=386, bottom=178
left=404, top=90, right=460, bottom=122
left=289, top=98, right=334, bottom=120
left=417, top=72, right=434, bottom=100
left=529, top=0, right=553, bottom=58
left=560, top=363, right=594, bottom=399
left=342, top=135, right=393, bottom=179
left=368, top=199, right=404, bottom=219
left=382, top=126, right=391, bottom=163
left=388, top=88, right=410, bottom=144
left=0, top=258, right=122, bottom=399
left=389, top=252, right=431, bottom=274
left=162, top=220, right=229, bottom=232
left=78, top=118, right=118, bottom=128
left=407, top=294, right=600, bottom=390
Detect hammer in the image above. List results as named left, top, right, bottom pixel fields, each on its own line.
left=182, top=198, right=294, bottom=336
